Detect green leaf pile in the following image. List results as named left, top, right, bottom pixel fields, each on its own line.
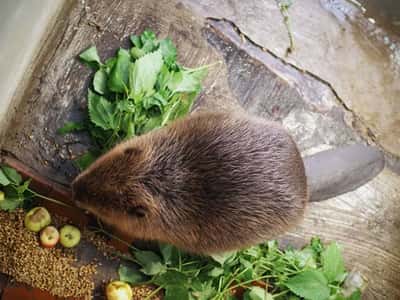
left=60, top=30, right=210, bottom=170
left=118, top=238, right=361, bottom=300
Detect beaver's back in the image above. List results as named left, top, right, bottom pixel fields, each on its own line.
left=136, top=112, right=308, bottom=253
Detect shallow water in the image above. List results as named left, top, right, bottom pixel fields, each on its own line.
left=359, top=0, right=400, bottom=35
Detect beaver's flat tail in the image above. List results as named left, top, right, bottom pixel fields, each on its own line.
left=303, top=144, right=385, bottom=202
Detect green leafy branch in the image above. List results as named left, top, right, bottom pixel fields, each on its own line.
left=60, top=30, right=216, bottom=170
left=0, top=165, right=74, bottom=212
left=117, top=238, right=363, bottom=300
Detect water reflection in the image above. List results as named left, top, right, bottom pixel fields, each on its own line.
left=358, top=0, right=400, bottom=35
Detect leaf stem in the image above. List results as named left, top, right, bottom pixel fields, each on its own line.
left=89, top=226, right=139, bottom=252
left=27, top=189, right=75, bottom=208
left=143, top=285, right=163, bottom=300
left=272, top=289, right=289, bottom=298
left=178, top=251, right=182, bottom=272
left=183, top=60, right=222, bottom=73
left=227, top=274, right=275, bottom=291
left=114, top=252, right=138, bottom=264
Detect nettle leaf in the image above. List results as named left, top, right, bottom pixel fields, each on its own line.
left=207, top=266, right=224, bottom=277
left=93, top=68, right=108, bottom=94
left=104, top=57, right=117, bottom=73
left=117, top=99, right=135, bottom=113
left=310, top=237, right=324, bottom=256
left=333, top=294, right=347, bottom=300
left=130, top=30, right=158, bottom=59
left=140, top=117, right=161, bottom=134
left=160, top=38, right=177, bottom=67
left=140, top=30, right=158, bottom=52
left=88, top=89, right=117, bottom=130
left=129, top=49, right=163, bottom=98
left=74, top=151, right=98, bottom=171
left=243, top=287, right=273, bottom=300
left=164, top=286, right=189, bottom=300
left=285, top=270, right=330, bottom=300
left=108, top=48, right=131, bottom=93
left=16, top=179, right=31, bottom=194
left=237, top=267, right=254, bottom=281
left=141, top=30, right=156, bottom=43
left=58, top=121, right=86, bottom=135
left=321, top=242, right=346, bottom=283
left=143, top=96, right=163, bottom=111
left=168, top=69, right=207, bottom=94
left=134, top=250, right=166, bottom=275
left=0, top=184, right=26, bottom=211
left=130, top=35, right=142, bottom=48
left=166, top=71, right=182, bottom=91
left=87, top=122, right=113, bottom=147
left=191, top=281, right=216, bottom=300
left=160, top=92, right=197, bottom=127
left=174, top=92, right=197, bottom=117
left=1, top=166, right=22, bottom=185
left=348, top=289, right=361, bottom=300
left=0, top=169, right=11, bottom=186
left=159, top=243, right=174, bottom=265
left=160, top=99, right=182, bottom=127
left=154, top=270, right=187, bottom=286
left=287, top=248, right=317, bottom=269
left=120, top=113, right=135, bottom=138
left=210, top=251, right=236, bottom=266
left=79, top=46, right=102, bottom=69
left=156, top=64, right=172, bottom=91
left=0, top=197, right=23, bottom=211
left=130, top=47, right=146, bottom=60
left=118, top=264, right=146, bottom=284
left=116, top=100, right=135, bottom=136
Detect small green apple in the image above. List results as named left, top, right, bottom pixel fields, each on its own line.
left=40, top=226, right=60, bottom=248
left=59, top=225, right=81, bottom=248
left=106, top=281, right=133, bottom=300
left=24, top=207, right=51, bottom=232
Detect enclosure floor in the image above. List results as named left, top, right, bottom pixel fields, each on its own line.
left=0, top=0, right=399, bottom=299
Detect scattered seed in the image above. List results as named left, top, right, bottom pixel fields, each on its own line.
left=0, top=210, right=96, bottom=298
left=132, top=285, right=163, bottom=300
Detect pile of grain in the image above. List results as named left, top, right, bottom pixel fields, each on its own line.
left=132, top=285, right=163, bottom=300
left=83, top=228, right=121, bottom=259
left=0, top=209, right=96, bottom=298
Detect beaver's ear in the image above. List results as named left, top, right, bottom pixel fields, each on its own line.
left=127, top=190, right=159, bottom=218
left=126, top=204, right=148, bottom=218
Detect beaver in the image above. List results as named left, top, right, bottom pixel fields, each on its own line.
left=71, top=111, right=384, bottom=254
left=72, top=111, right=308, bottom=254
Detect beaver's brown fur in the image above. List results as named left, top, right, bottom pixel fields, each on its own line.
left=72, top=111, right=308, bottom=254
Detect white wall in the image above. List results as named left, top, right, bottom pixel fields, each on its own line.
left=0, top=0, right=64, bottom=137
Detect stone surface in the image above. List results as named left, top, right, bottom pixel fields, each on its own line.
left=183, top=0, right=400, bottom=158
left=204, top=19, right=360, bottom=153
left=283, top=168, right=400, bottom=299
